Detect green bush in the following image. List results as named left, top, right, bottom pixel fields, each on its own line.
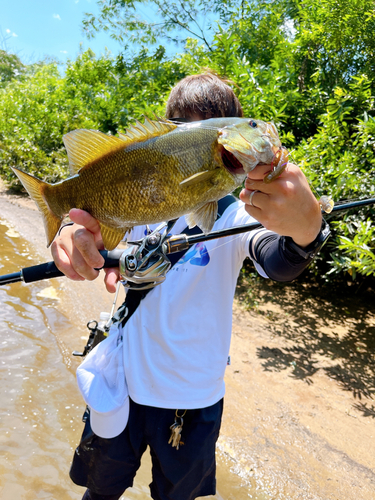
left=0, top=64, right=73, bottom=187
left=0, top=49, right=186, bottom=188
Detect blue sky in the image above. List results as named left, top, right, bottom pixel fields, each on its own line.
left=1, top=0, right=163, bottom=64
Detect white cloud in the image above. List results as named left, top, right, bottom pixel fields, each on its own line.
left=6, top=29, right=18, bottom=37
left=53, top=13, right=62, bottom=21
left=60, top=50, right=68, bottom=54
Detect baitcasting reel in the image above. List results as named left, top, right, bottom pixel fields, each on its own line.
left=119, top=220, right=178, bottom=290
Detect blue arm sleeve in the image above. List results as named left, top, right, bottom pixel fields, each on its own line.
left=248, top=229, right=315, bottom=282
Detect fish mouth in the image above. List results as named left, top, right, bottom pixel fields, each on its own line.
left=221, top=148, right=246, bottom=175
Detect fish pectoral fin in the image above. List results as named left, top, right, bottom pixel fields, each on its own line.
left=63, top=130, right=128, bottom=175
left=99, top=224, right=130, bottom=251
left=179, top=170, right=216, bottom=188
left=185, top=212, right=197, bottom=229
left=186, top=201, right=218, bottom=234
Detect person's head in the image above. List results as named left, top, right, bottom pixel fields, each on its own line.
left=165, top=72, right=243, bottom=121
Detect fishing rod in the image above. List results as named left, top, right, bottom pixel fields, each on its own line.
left=0, top=197, right=374, bottom=288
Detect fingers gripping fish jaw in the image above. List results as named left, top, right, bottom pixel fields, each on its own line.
left=262, top=147, right=335, bottom=214
left=263, top=147, right=289, bottom=184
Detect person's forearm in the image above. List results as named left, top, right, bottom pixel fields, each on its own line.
left=249, top=222, right=330, bottom=282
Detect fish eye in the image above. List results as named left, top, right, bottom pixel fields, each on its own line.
left=248, top=120, right=257, bottom=128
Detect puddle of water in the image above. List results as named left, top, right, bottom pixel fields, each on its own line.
left=0, top=219, right=268, bottom=500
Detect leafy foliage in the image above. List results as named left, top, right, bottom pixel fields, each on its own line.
left=0, top=50, right=25, bottom=87
left=330, top=220, right=375, bottom=279
left=293, top=0, right=375, bottom=90
left=292, top=75, right=375, bottom=278
left=82, top=0, right=217, bottom=50
left=0, top=64, right=74, bottom=187
left=0, top=49, right=185, bottom=189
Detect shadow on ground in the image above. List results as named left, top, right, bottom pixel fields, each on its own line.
left=236, top=272, right=375, bottom=415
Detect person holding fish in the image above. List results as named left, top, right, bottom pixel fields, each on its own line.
left=20, top=73, right=328, bottom=500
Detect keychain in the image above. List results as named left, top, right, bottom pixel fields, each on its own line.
left=168, top=409, right=187, bottom=450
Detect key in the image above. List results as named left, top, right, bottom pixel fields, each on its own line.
left=168, top=422, right=183, bottom=449
left=168, top=410, right=186, bottom=450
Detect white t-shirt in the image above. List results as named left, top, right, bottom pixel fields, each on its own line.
left=121, top=200, right=262, bottom=409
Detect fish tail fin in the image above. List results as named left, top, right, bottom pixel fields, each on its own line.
left=11, top=167, right=62, bottom=247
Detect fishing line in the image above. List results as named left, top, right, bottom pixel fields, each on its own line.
left=205, top=232, right=251, bottom=255
left=188, top=222, right=263, bottom=258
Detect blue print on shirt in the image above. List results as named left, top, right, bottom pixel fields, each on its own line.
left=177, top=242, right=210, bottom=267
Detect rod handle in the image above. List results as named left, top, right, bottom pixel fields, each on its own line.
left=21, top=249, right=124, bottom=284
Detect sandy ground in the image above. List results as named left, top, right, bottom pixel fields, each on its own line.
left=0, top=181, right=374, bottom=500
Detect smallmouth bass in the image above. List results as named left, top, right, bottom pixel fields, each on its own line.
left=11, top=117, right=285, bottom=250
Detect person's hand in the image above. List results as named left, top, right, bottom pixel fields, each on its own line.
left=239, top=163, right=322, bottom=248
left=50, top=209, right=120, bottom=293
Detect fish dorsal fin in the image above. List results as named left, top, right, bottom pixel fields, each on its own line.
left=186, top=201, right=218, bottom=234
left=179, top=170, right=216, bottom=188
left=99, top=223, right=131, bottom=251
left=64, top=119, right=177, bottom=175
left=119, top=117, right=177, bottom=144
left=63, top=129, right=130, bottom=175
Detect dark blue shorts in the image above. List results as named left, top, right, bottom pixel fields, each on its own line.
left=70, top=398, right=224, bottom=500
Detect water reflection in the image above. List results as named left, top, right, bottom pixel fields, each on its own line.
left=0, top=220, right=84, bottom=499
left=0, top=219, right=266, bottom=500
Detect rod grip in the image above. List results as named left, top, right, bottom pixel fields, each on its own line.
left=22, top=261, right=63, bottom=283
left=21, top=249, right=124, bottom=284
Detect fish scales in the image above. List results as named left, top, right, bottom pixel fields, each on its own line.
left=11, top=117, right=284, bottom=249
left=46, top=127, right=231, bottom=224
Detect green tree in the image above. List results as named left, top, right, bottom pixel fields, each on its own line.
left=0, top=50, right=24, bottom=87
left=65, top=47, right=186, bottom=134
left=0, top=49, right=186, bottom=188
left=82, top=0, right=375, bottom=141
left=293, top=0, right=375, bottom=91
left=0, top=62, right=97, bottom=187
left=82, top=0, right=217, bottom=50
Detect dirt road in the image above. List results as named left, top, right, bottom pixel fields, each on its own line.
left=1, top=182, right=374, bottom=500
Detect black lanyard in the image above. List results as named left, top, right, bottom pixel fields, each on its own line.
left=113, top=195, right=237, bottom=327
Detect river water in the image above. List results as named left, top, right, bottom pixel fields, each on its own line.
left=0, top=218, right=268, bottom=500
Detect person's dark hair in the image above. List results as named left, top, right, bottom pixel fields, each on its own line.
left=165, top=73, right=243, bottom=120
